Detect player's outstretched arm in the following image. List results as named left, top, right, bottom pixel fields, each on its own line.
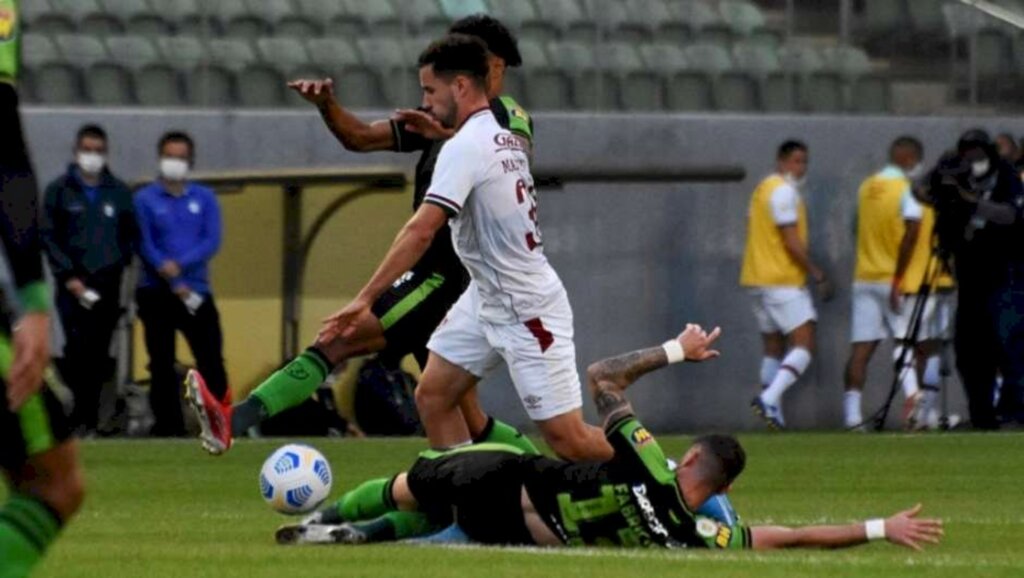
left=288, top=78, right=395, bottom=152
left=750, top=504, right=943, bottom=551
left=586, top=324, right=721, bottom=427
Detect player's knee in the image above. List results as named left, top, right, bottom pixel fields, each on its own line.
left=541, top=422, right=612, bottom=462
left=414, top=381, right=457, bottom=415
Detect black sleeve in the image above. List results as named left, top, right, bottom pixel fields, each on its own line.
left=39, top=180, right=75, bottom=282
left=390, top=119, right=432, bottom=153
left=0, top=85, right=45, bottom=294
left=115, top=180, right=138, bottom=266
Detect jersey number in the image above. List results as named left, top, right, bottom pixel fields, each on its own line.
left=515, top=178, right=542, bottom=250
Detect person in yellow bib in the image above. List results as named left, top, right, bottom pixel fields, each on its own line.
left=742, top=141, right=833, bottom=429
left=843, top=137, right=928, bottom=430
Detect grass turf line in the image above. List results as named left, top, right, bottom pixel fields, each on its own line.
left=6, top=433, right=1020, bottom=578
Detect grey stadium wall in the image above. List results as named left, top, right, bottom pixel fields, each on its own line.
left=22, top=108, right=1024, bottom=432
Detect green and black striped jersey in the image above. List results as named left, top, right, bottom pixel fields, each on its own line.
left=522, top=417, right=751, bottom=549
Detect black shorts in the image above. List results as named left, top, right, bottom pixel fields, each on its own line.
left=0, top=83, right=32, bottom=172
left=406, top=448, right=536, bottom=545
left=371, top=268, right=466, bottom=369
left=0, top=365, right=73, bottom=472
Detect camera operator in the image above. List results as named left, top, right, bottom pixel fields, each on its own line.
left=923, top=130, right=1024, bottom=429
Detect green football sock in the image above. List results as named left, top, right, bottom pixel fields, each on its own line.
left=351, top=511, right=439, bottom=542
left=334, top=477, right=396, bottom=522
left=0, top=494, right=61, bottom=578
left=475, top=417, right=540, bottom=455
left=248, top=348, right=331, bottom=418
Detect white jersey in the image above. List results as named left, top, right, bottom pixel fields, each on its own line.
left=424, top=109, right=566, bottom=324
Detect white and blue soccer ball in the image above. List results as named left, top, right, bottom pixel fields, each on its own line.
left=259, top=444, right=333, bottom=515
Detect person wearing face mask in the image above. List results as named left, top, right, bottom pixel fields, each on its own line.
left=842, top=137, right=937, bottom=431
left=40, top=124, right=135, bottom=436
left=133, top=131, right=228, bottom=437
left=742, top=140, right=833, bottom=430
left=929, top=130, right=1024, bottom=429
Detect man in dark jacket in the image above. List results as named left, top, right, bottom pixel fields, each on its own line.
left=41, top=124, right=135, bottom=435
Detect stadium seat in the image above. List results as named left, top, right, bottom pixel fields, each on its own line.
left=156, top=36, right=234, bottom=107
left=404, top=0, right=451, bottom=38
left=778, top=43, right=842, bottom=112
left=597, top=42, right=663, bottom=110
left=244, top=0, right=308, bottom=36
left=98, top=0, right=171, bottom=36
left=306, top=37, right=382, bottom=108
left=20, top=0, right=75, bottom=35
left=670, top=0, right=732, bottom=45
left=345, top=0, right=404, bottom=38
left=682, top=43, right=755, bottom=111
left=548, top=40, right=615, bottom=109
left=294, top=0, right=363, bottom=37
left=718, top=0, right=766, bottom=37
left=976, top=28, right=1013, bottom=77
left=595, top=0, right=652, bottom=43
left=516, top=39, right=571, bottom=109
left=357, top=37, right=416, bottom=107
left=823, top=45, right=882, bottom=112
left=50, top=0, right=123, bottom=35
left=160, top=0, right=206, bottom=33
left=641, top=0, right=690, bottom=44
left=733, top=41, right=793, bottom=111
left=490, top=0, right=558, bottom=41
left=20, top=33, right=81, bottom=104
left=537, top=0, right=599, bottom=42
left=106, top=35, right=182, bottom=106
left=639, top=42, right=712, bottom=111
left=208, top=38, right=285, bottom=107
left=1014, top=33, right=1024, bottom=72
left=211, top=0, right=269, bottom=38
left=256, top=37, right=320, bottom=106
left=850, top=75, right=890, bottom=113
left=907, top=0, right=946, bottom=36
left=861, top=0, right=906, bottom=44
left=439, top=0, right=490, bottom=20
left=54, top=33, right=132, bottom=104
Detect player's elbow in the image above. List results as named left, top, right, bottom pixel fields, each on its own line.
left=585, top=362, right=609, bottom=395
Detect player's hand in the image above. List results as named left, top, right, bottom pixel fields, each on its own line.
left=883, top=504, right=943, bottom=551
left=288, top=78, right=335, bottom=106
left=888, top=286, right=903, bottom=314
left=65, top=277, right=86, bottom=298
left=677, top=324, right=722, bottom=363
left=814, top=274, right=835, bottom=303
left=7, top=312, right=50, bottom=411
left=158, top=260, right=180, bottom=279
left=319, top=297, right=373, bottom=342
left=392, top=109, right=454, bottom=140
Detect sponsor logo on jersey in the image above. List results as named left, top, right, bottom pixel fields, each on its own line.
left=509, top=106, right=529, bottom=122
left=0, top=5, right=15, bottom=43
left=715, top=525, right=733, bottom=548
left=631, top=484, right=669, bottom=538
left=493, top=132, right=528, bottom=153
left=631, top=427, right=654, bottom=447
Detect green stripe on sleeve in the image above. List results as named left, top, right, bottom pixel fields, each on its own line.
left=17, top=281, right=51, bottom=314
left=0, top=331, right=56, bottom=456
left=499, top=96, right=532, bottom=141
left=379, top=273, right=445, bottom=330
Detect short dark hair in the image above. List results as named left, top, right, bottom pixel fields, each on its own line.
left=692, top=434, right=746, bottom=492
left=158, top=130, right=195, bottom=160
left=418, top=34, right=490, bottom=87
left=891, top=135, right=923, bottom=159
left=996, top=132, right=1018, bottom=150
left=777, top=140, right=808, bottom=160
left=76, top=124, right=107, bottom=146
left=448, top=14, right=523, bottom=68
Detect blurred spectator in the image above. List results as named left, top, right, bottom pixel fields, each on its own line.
left=995, top=133, right=1019, bottom=165
left=742, top=141, right=833, bottom=430
left=40, top=124, right=135, bottom=436
left=134, top=131, right=228, bottom=436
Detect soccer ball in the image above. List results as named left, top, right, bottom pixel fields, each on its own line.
left=259, top=444, right=333, bottom=515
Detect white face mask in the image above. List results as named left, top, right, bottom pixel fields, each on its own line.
left=905, top=163, right=925, bottom=180
left=159, top=158, right=190, bottom=181
left=784, top=172, right=806, bottom=189
left=971, top=159, right=991, bottom=178
left=76, top=152, right=105, bottom=175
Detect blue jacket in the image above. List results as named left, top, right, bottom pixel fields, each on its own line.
left=134, top=181, right=221, bottom=294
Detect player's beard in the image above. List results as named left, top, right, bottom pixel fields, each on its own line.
left=439, top=94, right=458, bottom=129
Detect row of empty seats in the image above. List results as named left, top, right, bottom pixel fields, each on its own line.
left=22, top=0, right=781, bottom=45
left=20, top=32, right=890, bottom=112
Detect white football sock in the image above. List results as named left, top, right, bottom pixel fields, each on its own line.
left=893, top=344, right=920, bottom=398
left=844, top=390, right=863, bottom=428
left=923, top=355, right=941, bottom=387
left=760, top=357, right=781, bottom=389
left=760, top=347, right=811, bottom=407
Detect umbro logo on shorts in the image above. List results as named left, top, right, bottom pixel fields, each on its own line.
left=523, top=395, right=543, bottom=410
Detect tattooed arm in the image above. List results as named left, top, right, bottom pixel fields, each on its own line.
left=586, top=324, right=722, bottom=428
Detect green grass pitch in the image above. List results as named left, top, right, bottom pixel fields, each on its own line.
left=15, top=433, right=1024, bottom=578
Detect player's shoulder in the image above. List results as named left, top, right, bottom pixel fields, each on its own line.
left=490, top=95, right=533, bottom=140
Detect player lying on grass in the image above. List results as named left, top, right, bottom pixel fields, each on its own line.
left=277, top=324, right=943, bottom=551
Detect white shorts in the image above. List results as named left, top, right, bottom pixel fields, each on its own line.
left=851, top=282, right=902, bottom=343
left=893, top=290, right=955, bottom=342
left=426, top=288, right=582, bottom=421
left=746, top=286, right=817, bottom=335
